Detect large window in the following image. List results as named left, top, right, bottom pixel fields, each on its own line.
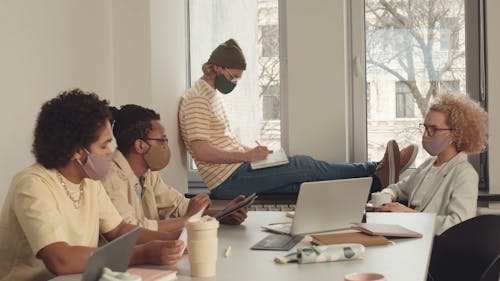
left=351, top=0, right=488, bottom=189
left=187, top=0, right=282, bottom=182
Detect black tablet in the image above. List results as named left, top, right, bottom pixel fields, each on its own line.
left=214, top=193, right=258, bottom=220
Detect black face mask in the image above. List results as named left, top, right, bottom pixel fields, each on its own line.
left=215, top=74, right=237, bottom=94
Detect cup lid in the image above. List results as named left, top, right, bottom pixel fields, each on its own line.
left=187, top=215, right=220, bottom=230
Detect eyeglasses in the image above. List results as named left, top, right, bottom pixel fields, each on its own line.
left=143, top=136, right=168, bottom=144
left=419, top=123, right=453, bottom=137
left=224, top=68, right=241, bottom=84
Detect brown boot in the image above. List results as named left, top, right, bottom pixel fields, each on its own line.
left=374, top=140, right=401, bottom=189
left=400, top=144, right=419, bottom=174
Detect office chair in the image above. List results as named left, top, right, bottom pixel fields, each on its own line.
left=428, top=215, right=500, bottom=281
left=480, top=254, right=500, bottom=281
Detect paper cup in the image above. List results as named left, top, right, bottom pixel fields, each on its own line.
left=187, top=216, right=219, bottom=277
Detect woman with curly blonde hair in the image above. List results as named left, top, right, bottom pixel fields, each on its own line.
left=377, top=93, right=488, bottom=235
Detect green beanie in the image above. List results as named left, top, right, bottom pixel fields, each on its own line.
left=207, top=39, right=247, bottom=70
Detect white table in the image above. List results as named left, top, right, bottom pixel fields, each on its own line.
left=52, top=211, right=436, bottom=281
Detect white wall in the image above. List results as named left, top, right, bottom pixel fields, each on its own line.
left=149, top=0, right=189, bottom=192
left=111, top=0, right=152, bottom=106
left=110, top=0, right=188, bottom=192
left=0, top=0, right=114, bottom=204
left=0, top=1, right=188, bottom=205
left=285, top=0, right=349, bottom=161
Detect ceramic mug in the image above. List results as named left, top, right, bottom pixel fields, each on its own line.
left=344, top=272, right=386, bottom=281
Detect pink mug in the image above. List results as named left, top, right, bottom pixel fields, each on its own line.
left=344, top=272, right=386, bottom=281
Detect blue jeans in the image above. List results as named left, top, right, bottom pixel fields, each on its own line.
left=210, top=155, right=379, bottom=199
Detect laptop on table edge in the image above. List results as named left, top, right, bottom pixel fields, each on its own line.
left=81, top=227, right=140, bottom=281
left=253, top=177, right=372, bottom=250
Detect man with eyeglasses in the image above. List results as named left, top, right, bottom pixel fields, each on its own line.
left=101, top=105, right=248, bottom=235
left=179, top=38, right=418, bottom=200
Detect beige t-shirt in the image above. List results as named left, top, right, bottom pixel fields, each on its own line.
left=102, top=150, right=189, bottom=230
left=179, top=79, right=245, bottom=189
left=0, top=163, right=123, bottom=281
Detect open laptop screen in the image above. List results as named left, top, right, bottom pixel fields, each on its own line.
left=81, top=227, right=140, bottom=281
left=290, top=177, right=372, bottom=235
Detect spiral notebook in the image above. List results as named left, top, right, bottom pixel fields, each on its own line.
left=250, top=148, right=289, bottom=170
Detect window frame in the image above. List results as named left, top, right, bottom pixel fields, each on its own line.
left=349, top=0, right=488, bottom=190
left=185, top=0, right=289, bottom=186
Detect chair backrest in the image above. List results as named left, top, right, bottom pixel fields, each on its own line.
left=480, top=254, right=500, bottom=281
left=429, top=215, right=500, bottom=281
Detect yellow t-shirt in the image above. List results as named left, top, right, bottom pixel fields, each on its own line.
left=102, top=150, right=190, bottom=231
left=0, top=163, right=123, bottom=281
left=179, top=79, right=245, bottom=189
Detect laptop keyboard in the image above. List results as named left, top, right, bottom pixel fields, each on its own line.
left=249, top=203, right=296, bottom=211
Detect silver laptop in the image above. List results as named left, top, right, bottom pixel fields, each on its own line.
left=262, top=177, right=372, bottom=236
left=81, top=227, right=140, bottom=281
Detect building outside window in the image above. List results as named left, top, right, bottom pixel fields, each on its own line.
left=395, top=81, right=416, bottom=118
left=363, top=0, right=468, bottom=167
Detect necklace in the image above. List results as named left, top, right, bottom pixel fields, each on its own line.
left=56, top=172, right=84, bottom=209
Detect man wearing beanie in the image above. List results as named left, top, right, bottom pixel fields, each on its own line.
left=179, top=38, right=418, bottom=199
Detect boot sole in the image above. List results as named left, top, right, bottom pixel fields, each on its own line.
left=388, top=141, right=396, bottom=185
left=400, top=144, right=419, bottom=173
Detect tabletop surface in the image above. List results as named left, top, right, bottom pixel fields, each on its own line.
left=51, top=211, right=436, bottom=281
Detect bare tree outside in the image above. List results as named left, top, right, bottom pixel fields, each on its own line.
left=364, top=0, right=466, bottom=164
left=257, top=0, right=281, bottom=149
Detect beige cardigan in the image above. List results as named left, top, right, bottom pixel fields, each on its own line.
left=101, top=150, right=189, bottom=231
left=382, top=152, right=478, bottom=235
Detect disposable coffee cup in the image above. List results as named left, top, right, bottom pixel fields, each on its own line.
left=344, top=272, right=386, bottom=281
left=371, top=192, right=392, bottom=208
left=186, top=215, right=219, bottom=277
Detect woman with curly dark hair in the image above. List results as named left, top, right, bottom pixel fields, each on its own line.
left=377, top=93, right=488, bottom=235
left=0, top=89, right=183, bottom=281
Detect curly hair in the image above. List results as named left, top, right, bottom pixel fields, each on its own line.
left=429, top=93, right=488, bottom=154
left=110, top=104, right=160, bottom=155
left=32, top=89, right=111, bottom=169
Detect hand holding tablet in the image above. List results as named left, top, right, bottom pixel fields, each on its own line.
left=214, top=193, right=258, bottom=220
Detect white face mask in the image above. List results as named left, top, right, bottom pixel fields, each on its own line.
left=77, top=149, right=112, bottom=180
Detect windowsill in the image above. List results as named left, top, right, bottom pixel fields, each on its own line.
left=478, top=190, right=500, bottom=202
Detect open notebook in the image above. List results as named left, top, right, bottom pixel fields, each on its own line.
left=250, top=148, right=289, bottom=170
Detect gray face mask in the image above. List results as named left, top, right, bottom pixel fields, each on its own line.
left=215, top=74, right=236, bottom=94
left=422, top=134, right=450, bottom=156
